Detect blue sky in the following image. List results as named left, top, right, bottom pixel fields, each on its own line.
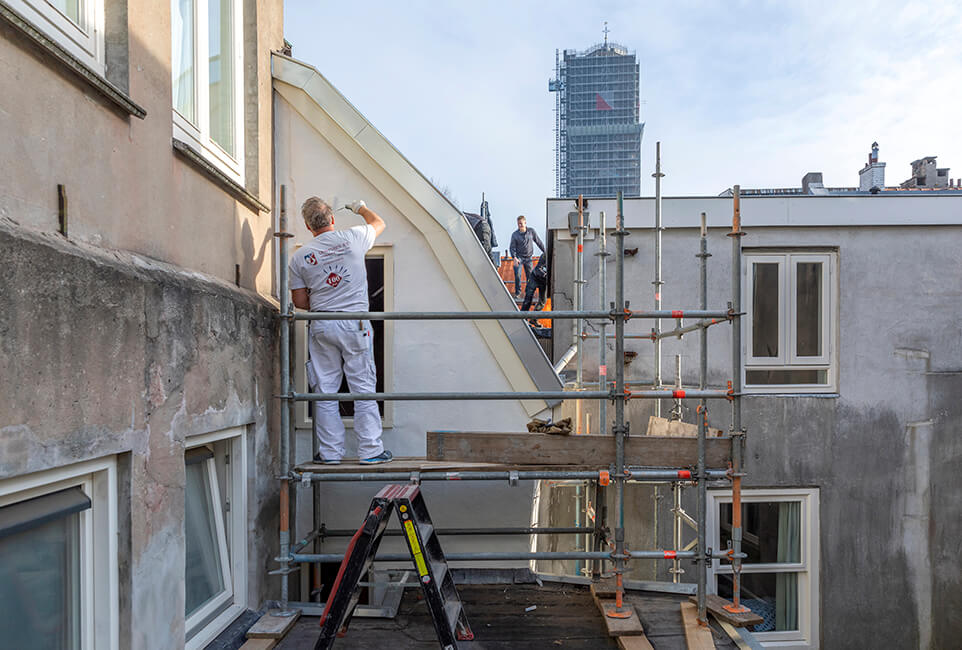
left=284, top=1, right=962, bottom=241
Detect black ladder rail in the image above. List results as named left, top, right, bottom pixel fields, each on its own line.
left=314, top=484, right=474, bottom=649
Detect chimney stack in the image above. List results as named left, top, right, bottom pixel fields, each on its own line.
left=859, top=142, right=886, bottom=191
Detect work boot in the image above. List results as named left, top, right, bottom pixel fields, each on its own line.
left=359, top=450, right=393, bottom=465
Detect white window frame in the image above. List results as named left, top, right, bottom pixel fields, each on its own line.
left=0, top=456, right=119, bottom=650
left=171, top=0, right=245, bottom=183
left=185, top=425, right=248, bottom=650
left=743, top=250, right=838, bottom=393
left=6, top=0, right=105, bottom=73
left=707, top=488, right=820, bottom=649
left=295, top=245, right=396, bottom=431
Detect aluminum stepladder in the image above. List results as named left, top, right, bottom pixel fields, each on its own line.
left=315, top=484, right=474, bottom=649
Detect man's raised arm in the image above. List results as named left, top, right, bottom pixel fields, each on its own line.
left=348, top=200, right=386, bottom=238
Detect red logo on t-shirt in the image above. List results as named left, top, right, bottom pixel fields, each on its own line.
left=305, top=253, right=318, bottom=266
left=325, top=272, right=343, bottom=287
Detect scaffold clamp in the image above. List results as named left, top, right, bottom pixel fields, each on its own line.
left=509, top=470, right=519, bottom=486
left=598, top=470, right=610, bottom=486
left=409, top=471, right=421, bottom=485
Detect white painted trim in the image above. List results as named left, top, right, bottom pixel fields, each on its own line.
left=742, top=251, right=837, bottom=393
left=171, top=0, right=245, bottom=184
left=6, top=0, right=104, bottom=74
left=184, top=426, right=248, bottom=649
left=707, top=488, right=820, bottom=649
left=0, top=456, right=119, bottom=650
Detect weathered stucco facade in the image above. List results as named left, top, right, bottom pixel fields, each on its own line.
left=0, top=0, right=284, bottom=647
left=547, top=195, right=962, bottom=649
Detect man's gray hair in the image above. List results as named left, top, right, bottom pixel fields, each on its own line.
left=302, top=197, right=334, bottom=231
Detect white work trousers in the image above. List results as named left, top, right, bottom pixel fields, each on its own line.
left=306, top=320, right=383, bottom=461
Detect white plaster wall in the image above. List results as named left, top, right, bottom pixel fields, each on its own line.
left=275, top=94, right=538, bottom=558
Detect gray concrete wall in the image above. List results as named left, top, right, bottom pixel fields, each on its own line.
left=0, top=2, right=285, bottom=645
left=0, top=221, right=278, bottom=648
left=548, top=198, right=962, bottom=648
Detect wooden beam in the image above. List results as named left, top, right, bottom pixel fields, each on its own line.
left=592, top=598, right=646, bottom=637
left=680, top=602, right=716, bottom=650
left=240, top=639, right=276, bottom=650
left=427, top=431, right=731, bottom=468
left=689, top=594, right=763, bottom=628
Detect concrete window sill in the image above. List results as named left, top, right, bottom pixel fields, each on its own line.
left=173, top=139, right=271, bottom=214
left=0, top=2, right=146, bottom=119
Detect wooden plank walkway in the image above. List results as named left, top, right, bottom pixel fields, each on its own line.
left=426, top=432, right=732, bottom=468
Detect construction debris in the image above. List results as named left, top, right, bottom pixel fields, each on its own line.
left=527, top=417, right=572, bottom=434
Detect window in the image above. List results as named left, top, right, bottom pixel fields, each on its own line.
left=6, top=0, right=104, bottom=72
left=171, top=0, right=244, bottom=181
left=296, top=247, right=395, bottom=430
left=708, top=488, right=820, bottom=649
left=743, top=251, right=837, bottom=392
left=0, top=457, right=118, bottom=649
left=184, top=427, right=247, bottom=649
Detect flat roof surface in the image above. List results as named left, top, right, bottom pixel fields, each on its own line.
left=277, top=583, right=739, bottom=649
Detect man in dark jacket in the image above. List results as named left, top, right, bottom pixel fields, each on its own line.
left=509, top=215, right=545, bottom=298
left=521, top=257, right=547, bottom=312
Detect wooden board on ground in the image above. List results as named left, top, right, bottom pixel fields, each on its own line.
left=647, top=416, right=724, bottom=438
left=247, top=611, right=301, bottom=639
left=427, top=432, right=731, bottom=468
left=680, top=602, right=716, bottom=650
left=239, top=639, right=276, bottom=650
left=618, top=635, right=656, bottom=650
left=689, top=594, right=763, bottom=628
left=593, top=598, right=646, bottom=637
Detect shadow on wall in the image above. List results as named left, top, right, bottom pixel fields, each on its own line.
left=239, top=209, right=271, bottom=289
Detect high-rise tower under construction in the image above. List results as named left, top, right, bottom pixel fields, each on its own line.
left=549, top=37, right=644, bottom=198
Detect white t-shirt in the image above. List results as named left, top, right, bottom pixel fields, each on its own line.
left=289, top=225, right=376, bottom=312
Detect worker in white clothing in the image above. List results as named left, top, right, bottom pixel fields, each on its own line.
left=289, top=197, right=392, bottom=465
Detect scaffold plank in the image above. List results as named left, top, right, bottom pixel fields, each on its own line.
left=247, top=611, right=300, bottom=639
left=426, top=432, right=731, bottom=468
left=689, top=594, right=763, bottom=628
left=680, top=602, right=716, bottom=650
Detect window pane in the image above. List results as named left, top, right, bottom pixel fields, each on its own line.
left=752, top=263, right=779, bottom=357
left=185, top=461, right=226, bottom=617
left=208, top=0, right=235, bottom=156
left=720, top=501, right=800, bottom=564
left=0, top=512, right=82, bottom=649
left=796, top=262, right=822, bottom=356
left=745, top=369, right=827, bottom=385
left=48, top=0, right=82, bottom=26
left=717, top=572, right=798, bottom=632
left=171, top=0, right=196, bottom=123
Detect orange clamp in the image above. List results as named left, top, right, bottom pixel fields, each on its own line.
left=672, top=389, right=686, bottom=399
left=726, top=380, right=734, bottom=401
left=677, top=470, right=692, bottom=479
left=598, top=470, right=611, bottom=486
left=623, top=387, right=632, bottom=400
left=664, top=550, right=677, bottom=559
left=624, top=308, right=632, bottom=321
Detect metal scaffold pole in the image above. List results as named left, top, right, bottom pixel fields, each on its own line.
left=653, top=142, right=665, bottom=417
left=696, top=212, right=710, bottom=622
left=727, top=185, right=750, bottom=616
left=275, top=185, right=296, bottom=617
left=607, top=190, right=631, bottom=618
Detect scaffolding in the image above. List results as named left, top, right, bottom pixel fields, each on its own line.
left=272, top=186, right=750, bottom=632
left=550, top=41, right=644, bottom=198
